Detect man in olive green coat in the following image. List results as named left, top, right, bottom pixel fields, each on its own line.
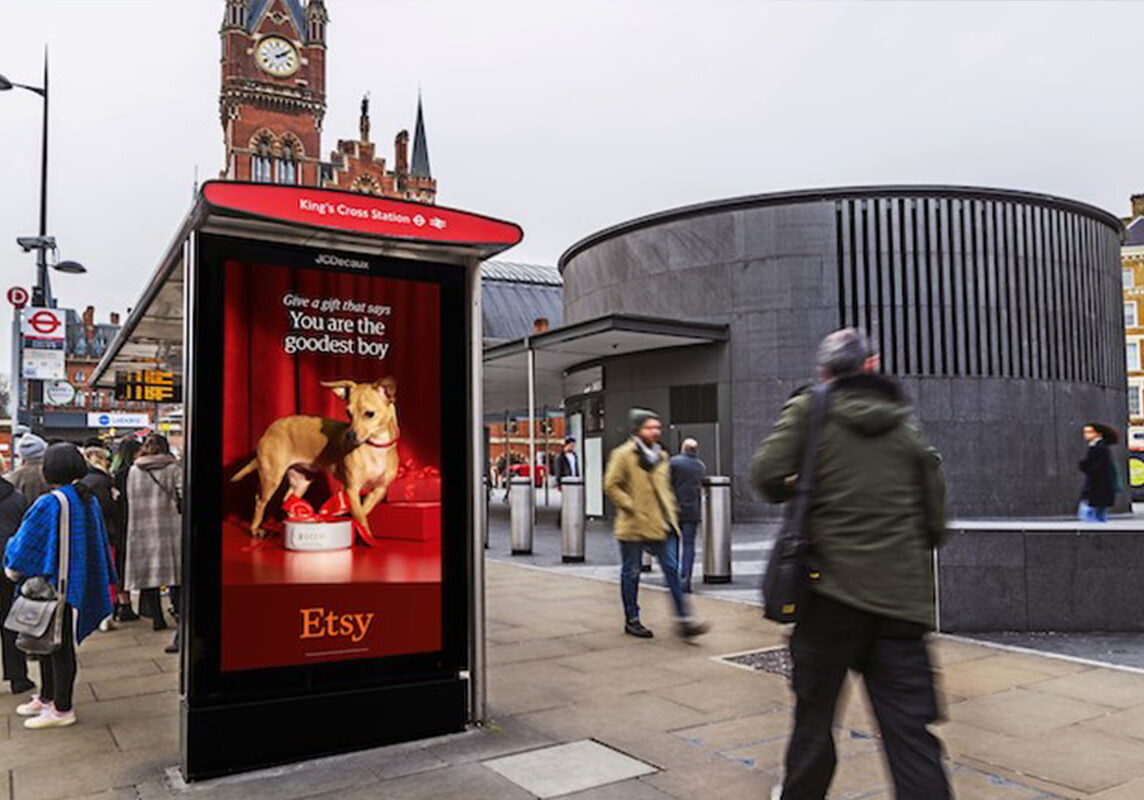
left=604, top=409, right=708, bottom=640
left=751, top=328, right=950, bottom=800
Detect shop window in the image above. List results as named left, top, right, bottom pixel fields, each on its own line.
left=1131, top=386, right=1143, bottom=418
left=1126, top=268, right=1136, bottom=289
left=1128, top=302, right=1139, bottom=329
left=1129, top=342, right=1140, bottom=372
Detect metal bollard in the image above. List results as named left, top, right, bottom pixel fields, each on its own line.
left=509, top=476, right=533, bottom=555
left=703, top=476, right=732, bottom=584
left=561, top=477, right=586, bottom=563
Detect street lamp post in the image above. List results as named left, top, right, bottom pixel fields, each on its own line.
left=2, top=52, right=87, bottom=436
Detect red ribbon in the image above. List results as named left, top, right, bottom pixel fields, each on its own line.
left=282, top=491, right=377, bottom=547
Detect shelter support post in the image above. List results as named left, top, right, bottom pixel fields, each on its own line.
left=469, top=258, right=487, bottom=725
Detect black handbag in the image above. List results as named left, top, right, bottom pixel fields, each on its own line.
left=761, top=383, right=830, bottom=623
left=4, top=489, right=71, bottom=655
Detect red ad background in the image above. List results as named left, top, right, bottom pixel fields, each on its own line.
left=220, top=260, right=443, bottom=672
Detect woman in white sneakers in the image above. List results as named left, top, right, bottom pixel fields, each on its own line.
left=4, top=443, right=116, bottom=729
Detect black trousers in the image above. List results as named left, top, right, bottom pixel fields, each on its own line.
left=0, top=581, right=30, bottom=685
left=782, top=592, right=950, bottom=800
left=38, top=604, right=76, bottom=713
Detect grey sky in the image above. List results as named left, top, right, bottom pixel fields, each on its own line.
left=0, top=0, right=1141, bottom=379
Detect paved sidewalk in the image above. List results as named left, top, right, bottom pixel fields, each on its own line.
left=4, top=562, right=1144, bottom=798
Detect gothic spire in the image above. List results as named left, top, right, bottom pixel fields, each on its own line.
left=360, top=93, right=370, bottom=143
left=410, top=93, right=431, bottom=179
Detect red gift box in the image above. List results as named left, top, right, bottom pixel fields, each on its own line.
left=366, top=502, right=441, bottom=542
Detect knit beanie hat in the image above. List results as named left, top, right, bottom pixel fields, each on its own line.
left=628, top=408, right=660, bottom=434
left=16, top=433, right=47, bottom=461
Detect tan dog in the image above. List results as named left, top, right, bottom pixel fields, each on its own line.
left=231, top=377, right=400, bottom=538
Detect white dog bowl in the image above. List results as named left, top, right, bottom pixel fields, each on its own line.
left=284, top=519, right=353, bottom=551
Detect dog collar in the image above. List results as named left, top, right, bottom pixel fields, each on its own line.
left=365, top=435, right=399, bottom=449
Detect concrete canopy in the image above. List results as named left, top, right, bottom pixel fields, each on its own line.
left=483, top=314, right=728, bottom=414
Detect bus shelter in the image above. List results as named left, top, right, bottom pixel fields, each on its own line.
left=92, top=181, right=521, bottom=780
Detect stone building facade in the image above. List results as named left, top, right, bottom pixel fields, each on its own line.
left=1122, top=194, right=1144, bottom=448
left=218, top=0, right=435, bottom=202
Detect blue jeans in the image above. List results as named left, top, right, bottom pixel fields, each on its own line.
left=619, top=537, right=690, bottom=623
left=678, top=520, right=698, bottom=592
left=1078, top=501, right=1109, bottom=522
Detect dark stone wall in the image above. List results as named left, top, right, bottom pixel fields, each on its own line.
left=561, top=191, right=1126, bottom=520
left=939, top=525, right=1144, bottom=631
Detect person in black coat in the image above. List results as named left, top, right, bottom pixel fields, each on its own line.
left=0, top=476, right=31, bottom=693
left=1079, top=422, right=1118, bottom=522
left=669, top=439, right=707, bottom=592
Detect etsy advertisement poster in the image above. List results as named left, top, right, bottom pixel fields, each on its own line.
left=221, top=259, right=442, bottom=672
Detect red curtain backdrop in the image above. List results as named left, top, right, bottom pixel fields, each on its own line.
left=221, top=259, right=441, bottom=520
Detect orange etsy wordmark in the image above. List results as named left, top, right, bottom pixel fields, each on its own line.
left=299, top=608, right=376, bottom=643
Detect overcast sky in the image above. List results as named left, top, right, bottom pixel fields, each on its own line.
left=1, top=0, right=1142, bottom=380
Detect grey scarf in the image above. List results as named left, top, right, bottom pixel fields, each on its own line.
left=632, top=437, right=663, bottom=472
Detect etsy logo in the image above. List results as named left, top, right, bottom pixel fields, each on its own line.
left=299, top=607, right=376, bottom=643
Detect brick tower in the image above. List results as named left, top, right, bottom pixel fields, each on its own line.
left=219, top=0, right=328, bottom=185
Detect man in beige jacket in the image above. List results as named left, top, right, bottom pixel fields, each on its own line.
left=604, top=408, right=709, bottom=640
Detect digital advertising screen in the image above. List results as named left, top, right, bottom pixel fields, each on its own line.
left=187, top=234, right=468, bottom=687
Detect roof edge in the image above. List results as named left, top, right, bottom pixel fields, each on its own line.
left=558, top=184, right=1126, bottom=272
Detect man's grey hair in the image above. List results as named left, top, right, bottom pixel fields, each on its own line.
left=681, top=438, right=699, bottom=455
left=816, top=328, right=873, bottom=377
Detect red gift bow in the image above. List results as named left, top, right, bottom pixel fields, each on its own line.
left=281, top=491, right=380, bottom=547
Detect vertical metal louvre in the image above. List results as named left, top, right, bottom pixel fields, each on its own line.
left=834, top=194, right=1120, bottom=387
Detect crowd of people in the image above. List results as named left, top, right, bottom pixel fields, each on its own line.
left=0, top=432, right=182, bottom=730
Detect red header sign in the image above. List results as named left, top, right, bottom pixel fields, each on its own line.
left=202, top=181, right=522, bottom=249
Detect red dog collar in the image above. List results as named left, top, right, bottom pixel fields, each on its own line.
left=365, top=434, right=399, bottom=449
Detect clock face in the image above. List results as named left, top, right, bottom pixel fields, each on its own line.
left=255, top=37, right=299, bottom=77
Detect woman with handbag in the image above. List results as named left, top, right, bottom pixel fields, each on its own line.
left=123, top=435, right=182, bottom=653
left=3, top=443, right=115, bottom=729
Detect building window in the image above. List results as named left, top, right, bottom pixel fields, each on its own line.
left=276, top=143, right=298, bottom=185
left=1129, top=341, right=1140, bottom=372
left=1126, top=268, right=1136, bottom=289
left=1131, top=386, right=1143, bottom=418
left=251, top=136, right=273, bottom=182
left=1127, top=302, right=1139, bottom=328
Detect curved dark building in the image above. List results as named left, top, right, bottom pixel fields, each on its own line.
left=558, top=186, right=1127, bottom=518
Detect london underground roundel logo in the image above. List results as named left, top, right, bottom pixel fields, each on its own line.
left=27, top=310, right=62, bottom=335
left=99, top=414, right=111, bottom=426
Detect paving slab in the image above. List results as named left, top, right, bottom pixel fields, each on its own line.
left=946, top=687, right=1114, bottom=737
left=484, top=739, right=657, bottom=798
left=1029, top=668, right=1144, bottom=710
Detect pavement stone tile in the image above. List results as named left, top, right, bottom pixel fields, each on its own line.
left=11, top=744, right=174, bottom=800
left=520, top=692, right=713, bottom=745
left=75, top=658, right=164, bottom=685
left=363, top=744, right=448, bottom=780
left=488, top=635, right=597, bottom=666
left=718, top=727, right=880, bottom=775
left=59, top=690, right=178, bottom=729
left=558, top=778, right=678, bottom=800
left=936, top=656, right=1054, bottom=698
left=110, top=714, right=178, bottom=752
left=331, top=762, right=535, bottom=800
left=640, top=752, right=775, bottom=800
left=90, top=671, right=179, bottom=702
left=1078, top=703, right=1144, bottom=741
left=1089, top=775, right=1144, bottom=799
left=1029, top=668, right=1144, bottom=710
left=77, top=644, right=170, bottom=669
left=980, top=652, right=1094, bottom=678
left=941, top=722, right=1144, bottom=794
left=946, top=687, right=1113, bottom=737
left=931, top=637, right=1003, bottom=667
left=425, top=717, right=554, bottom=766
left=0, top=723, right=118, bottom=770
left=484, top=740, right=657, bottom=798
left=948, top=764, right=1068, bottom=800
left=647, top=674, right=789, bottom=716
left=671, top=709, right=791, bottom=750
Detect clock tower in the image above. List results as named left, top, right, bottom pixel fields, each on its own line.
left=219, top=0, right=328, bottom=185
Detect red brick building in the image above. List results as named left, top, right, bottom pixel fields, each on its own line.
left=219, top=0, right=436, bottom=202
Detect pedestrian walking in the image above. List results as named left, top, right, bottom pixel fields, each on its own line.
left=0, top=476, right=30, bottom=694
left=123, top=435, right=182, bottom=653
left=80, top=443, right=119, bottom=632
left=5, top=434, right=50, bottom=502
left=4, top=443, right=116, bottom=729
left=669, top=438, right=706, bottom=593
left=750, top=328, right=950, bottom=800
left=1078, top=422, right=1118, bottom=523
left=110, top=438, right=142, bottom=622
left=604, top=409, right=709, bottom=640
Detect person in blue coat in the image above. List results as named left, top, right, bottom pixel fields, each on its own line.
left=669, top=439, right=706, bottom=593
left=4, top=443, right=115, bottom=729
